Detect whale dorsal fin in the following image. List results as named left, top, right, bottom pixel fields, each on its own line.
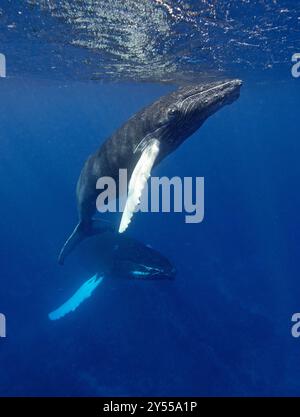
left=119, top=139, right=160, bottom=233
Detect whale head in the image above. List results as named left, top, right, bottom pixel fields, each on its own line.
left=113, top=239, right=177, bottom=280
left=169, top=79, right=242, bottom=121
left=150, top=79, right=242, bottom=151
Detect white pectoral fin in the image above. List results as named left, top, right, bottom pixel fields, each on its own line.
left=119, top=139, right=160, bottom=233
left=48, top=273, right=104, bottom=321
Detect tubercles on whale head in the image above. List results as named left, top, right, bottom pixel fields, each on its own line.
left=158, top=79, right=242, bottom=142
left=174, top=79, right=242, bottom=118
left=136, top=79, right=242, bottom=147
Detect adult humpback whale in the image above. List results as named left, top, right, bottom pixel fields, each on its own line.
left=59, top=79, right=242, bottom=264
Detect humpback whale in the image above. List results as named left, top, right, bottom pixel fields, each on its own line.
left=59, top=79, right=242, bottom=264
left=50, top=232, right=175, bottom=320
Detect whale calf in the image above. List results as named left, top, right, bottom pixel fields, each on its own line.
left=50, top=232, right=175, bottom=320
left=59, top=79, right=242, bottom=264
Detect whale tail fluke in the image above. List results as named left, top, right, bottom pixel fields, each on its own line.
left=58, top=219, right=113, bottom=265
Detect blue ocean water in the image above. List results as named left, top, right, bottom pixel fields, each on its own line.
left=1, top=1, right=300, bottom=396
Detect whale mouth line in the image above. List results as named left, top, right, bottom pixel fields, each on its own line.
left=178, top=79, right=242, bottom=116
left=180, top=80, right=242, bottom=107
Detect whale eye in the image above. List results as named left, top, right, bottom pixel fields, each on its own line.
left=167, top=106, right=180, bottom=119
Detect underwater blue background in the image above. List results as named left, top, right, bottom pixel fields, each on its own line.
left=1, top=0, right=300, bottom=396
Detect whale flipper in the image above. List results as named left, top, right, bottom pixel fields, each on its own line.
left=58, top=219, right=113, bottom=265
left=119, top=139, right=160, bottom=233
left=48, top=273, right=103, bottom=321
